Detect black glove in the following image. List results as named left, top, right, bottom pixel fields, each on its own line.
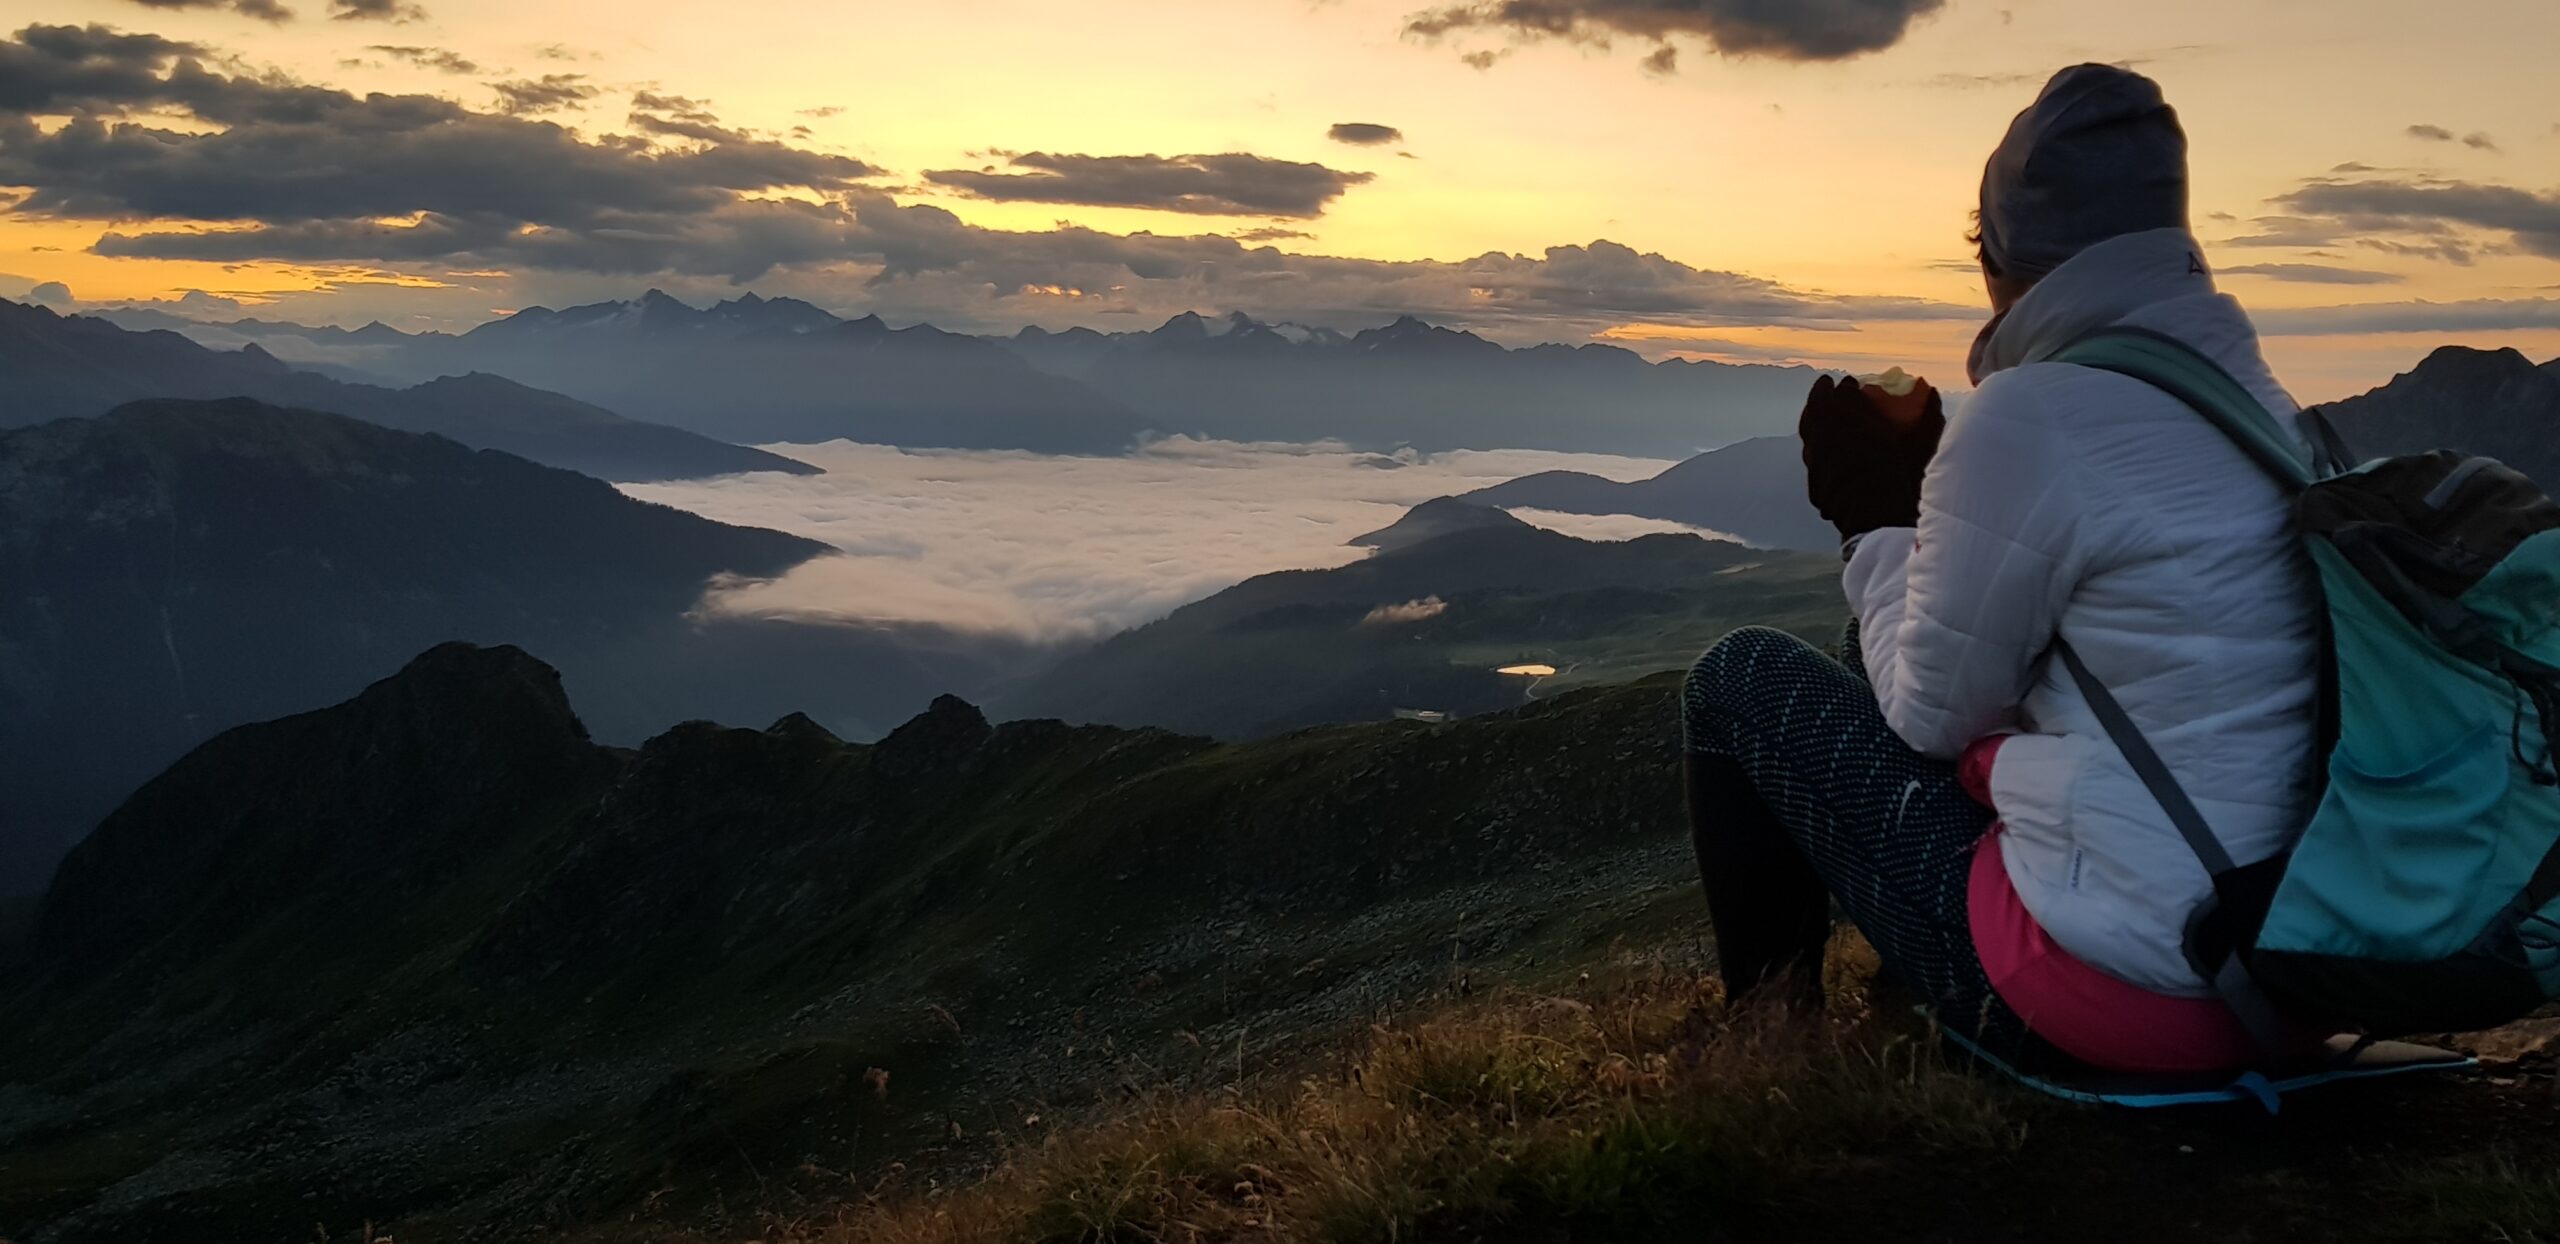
left=1798, top=374, right=1947, bottom=541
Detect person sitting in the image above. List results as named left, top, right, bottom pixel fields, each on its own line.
left=1680, top=63, right=2322, bottom=1073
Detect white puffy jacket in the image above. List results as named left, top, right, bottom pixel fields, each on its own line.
left=1846, top=227, right=2322, bottom=996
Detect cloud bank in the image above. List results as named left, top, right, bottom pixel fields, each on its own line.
left=1405, top=0, right=1947, bottom=65
left=923, top=152, right=1375, bottom=218
left=0, top=23, right=1967, bottom=334
left=622, top=439, right=1719, bottom=640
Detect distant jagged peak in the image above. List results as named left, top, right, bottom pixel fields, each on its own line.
left=232, top=341, right=292, bottom=373
left=707, top=292, right=840, bottom=331
left=1350, top=314, right=1499, bottom=355
left=1152, top=309, right=1212, bottom=340
left=1015, top=323, right=1109, bottom=343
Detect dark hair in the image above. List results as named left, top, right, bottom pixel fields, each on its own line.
left=1967, top=211, right=2002, bottom=279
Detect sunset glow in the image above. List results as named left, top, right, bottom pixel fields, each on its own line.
left=6, top=0, right=2557, bottom=396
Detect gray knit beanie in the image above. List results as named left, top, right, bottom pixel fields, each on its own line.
left=1978, top=64, right=2190, bottom=281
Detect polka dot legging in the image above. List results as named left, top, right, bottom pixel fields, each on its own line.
left=1682, top=622, right=2060, bottom=1067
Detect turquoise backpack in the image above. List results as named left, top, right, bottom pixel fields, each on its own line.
left=2049, top=328, right=2560, bottom=1042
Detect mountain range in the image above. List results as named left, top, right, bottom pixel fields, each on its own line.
left=116, top=297, right=1825, bottom=458
left=1, top=643, right=1700, bottom=1241
left=164, top=291, right=1154, bottom=454
left=999, top=309, right=1820, bottom=457
left=0, top=400, right=1028, bottom=896
left=0, top=299, right=808, bottom=482
left=999, top=500, right=1843, bottom=738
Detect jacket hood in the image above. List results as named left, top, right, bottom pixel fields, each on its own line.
left=1969, top=227, right=2222, bottom=382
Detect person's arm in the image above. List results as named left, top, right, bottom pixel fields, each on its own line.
left=1843, top=385, right=2093, bottom=759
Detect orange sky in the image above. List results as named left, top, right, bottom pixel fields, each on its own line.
left=6, top=0, right=2558, bottom=398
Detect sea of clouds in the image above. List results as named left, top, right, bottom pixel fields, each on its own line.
left=623, top=438, right=1736, bottom=642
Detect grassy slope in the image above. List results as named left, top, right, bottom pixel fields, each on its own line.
left=632, top=943, right=2560, bottom=1244
left=11, top=654, right=2560, bottom=1243
left=1, top=665, right=1720, bottom=1241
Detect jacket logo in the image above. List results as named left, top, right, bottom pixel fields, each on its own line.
left=2187, top=252, right=2209, bottom=276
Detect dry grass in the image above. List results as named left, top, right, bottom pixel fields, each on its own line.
left=778, top=939, right=2028, bottom=1244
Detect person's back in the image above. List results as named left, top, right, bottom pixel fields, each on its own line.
left=1681, top=63, right=2326, bottom=1075
left=1851, top=224, right=2323, bottom=996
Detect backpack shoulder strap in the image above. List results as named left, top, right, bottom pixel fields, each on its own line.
left=2050, top=327, right=2318, bottom=492
left=2039, top=330, right=2318, bottom=1052
left=2051, top=638, right=2236, bottom=878
left=2057, top=637, right=2299, bottom=1053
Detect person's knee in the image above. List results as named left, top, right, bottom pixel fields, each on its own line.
left=1684, top=626, right=1821, bottom=741
left=1688, top=626, right=1815, bottom=696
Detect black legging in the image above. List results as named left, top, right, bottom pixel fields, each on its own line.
left=1682, top=624, right=2061, bottom=1067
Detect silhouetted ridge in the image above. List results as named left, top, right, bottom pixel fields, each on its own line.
left=0, top=297, right=809, bottom=481
left=0, top=398, right=842, bottom=895
left=2320, top=345, right=2560, bottom=492
left=993, top=310, right=1820, bottom=456
left=32, top=643, right=604, bottom=981
left=408, top=291, right=1144, bottom=451
left=1349, top=496, right=1529, bottom=554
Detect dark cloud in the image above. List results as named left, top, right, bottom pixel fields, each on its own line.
left=0, top=23, right=1978, bottom=340
left=628, top=90, right=747, bottom=142
left=1641, top=43, right=1678, bottom=73
left=369, top=44, right=479, bottom=73
left=1327, top=122, right=1402, bottom=146
left=1459, top=48, right=1507, bottom=69
left=1234, top=226, right=1313, bottom=242
left=27, top=279, right=73, bottom=306
left=2217, top=262, right=2404, bottom=286
left=799, top=105, right=844, bottom=119
left=330, top=0, right=424, bottom=21
left=924, top=152, right=1374, bottom=218
left=489, top=73, right=597, bottom=115
left=2357, top=237, right=2478, bottom=266
left=2412, top=125, right=2503, bottom=152
left=2277, top=178, right=2560, bottom=260
left=123, top=0, right=294, bottom=22
left=100, top=188, right=1972, bottom=336
left=0, top=24, right=204, bottom=115
left=0, top=25, right=878, bottom=277
left=632, top=90, right=717, bottom=122
left=1405, top=0, right=1947, bottom=64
